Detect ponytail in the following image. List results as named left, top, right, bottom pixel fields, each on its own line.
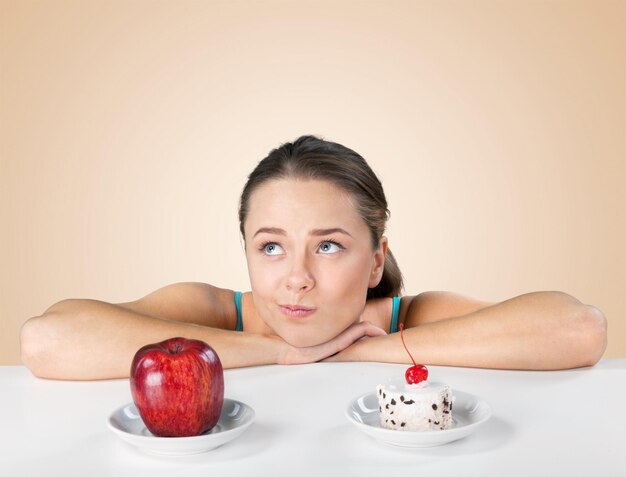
left=367, top=248, right=403, bottom=299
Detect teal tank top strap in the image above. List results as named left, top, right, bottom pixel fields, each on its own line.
left=233, top=291, right=243, bottom=332
left=390, top=296, right=401, bottom=333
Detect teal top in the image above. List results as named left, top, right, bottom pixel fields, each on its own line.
left=233, top=292, right=402, bottom=334
left=234, top=291, right=244, bottom=332
left=390, top=295, right=401, bottom=333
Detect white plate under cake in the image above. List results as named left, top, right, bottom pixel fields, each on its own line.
left=346, top=389, right=491, bottom=448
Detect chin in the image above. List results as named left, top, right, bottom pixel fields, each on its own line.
left=280, top=331, right=328, bottom=348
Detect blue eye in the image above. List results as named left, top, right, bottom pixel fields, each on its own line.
left=318, top=240, right=343, bottom=254
left=262, top=242, right=284, bottom=255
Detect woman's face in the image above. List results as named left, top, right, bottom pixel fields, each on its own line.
left=243, top=178, right=387, bottom=347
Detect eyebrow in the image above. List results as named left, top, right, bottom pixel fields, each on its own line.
left=311, top=227, right=353, bottom=237
left=253, top=227, right=353, bottom=238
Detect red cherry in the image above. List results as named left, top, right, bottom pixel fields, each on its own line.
left=399, top=323, right=428, bottom=385
left=405, top=364, right=428, bottom=384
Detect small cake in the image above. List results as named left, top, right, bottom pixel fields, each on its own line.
left=377, top=323, right=453, bottom=431
left=376, top=380, right=453, bottom=431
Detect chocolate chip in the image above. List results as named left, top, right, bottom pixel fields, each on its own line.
left=432, top=404, right=438, bottom=410
left=383, top=392, right=386, bottom=399
left=385, top=404, right=389, bottom=409
left=404, top=399, right=415, bottom=405
left=390, top=398, right=396, bottom=405
left=401, top=422, right=406, bottom=427
left=400, top=395, right=405, bottom=402
left=434, top=421, right=440, bottom=425
left=391, top=420, right=396, bottom=425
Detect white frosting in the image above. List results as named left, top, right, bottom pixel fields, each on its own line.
left=380, top=380, right=448, bottom=395
left=376, top=380, right=453, bottom=431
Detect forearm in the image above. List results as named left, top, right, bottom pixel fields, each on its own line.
left=331, top=292, right=607, bottom=370
left=20, top=299, right=285, bottom=380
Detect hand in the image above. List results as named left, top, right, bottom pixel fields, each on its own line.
left=277, top=321, right=387, bottom=365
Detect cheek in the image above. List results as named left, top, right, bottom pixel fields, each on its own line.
left=323, top=254, right=373, bottom=289
left=315, top=259, right=372, bottom=313
left=246, top=256, right=283, bottom=294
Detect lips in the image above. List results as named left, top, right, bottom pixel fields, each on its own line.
left=279, top=304, right=317, bottom=319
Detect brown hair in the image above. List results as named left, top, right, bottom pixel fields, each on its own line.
left=238, top=135, right=403, bottom=299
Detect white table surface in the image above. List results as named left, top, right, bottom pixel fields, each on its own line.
left=1, top=360, right=625, bottom=476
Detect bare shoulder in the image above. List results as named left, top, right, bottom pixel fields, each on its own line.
left=116, top=282, right=238, bottom=329
left=402, top=291, right=494, bottom=327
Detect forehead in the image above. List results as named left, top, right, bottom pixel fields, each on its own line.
left=244, top=178, right=367, bottom=236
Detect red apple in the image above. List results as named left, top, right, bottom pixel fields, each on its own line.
left=130, top=337, right=224, bottom=437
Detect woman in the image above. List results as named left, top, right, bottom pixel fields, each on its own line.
left=20, top=135, right=607, bottom=380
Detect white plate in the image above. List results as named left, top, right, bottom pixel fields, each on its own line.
left=346, top=390, right=491, bottom=448
left=108, top=398, right=255, bottom=455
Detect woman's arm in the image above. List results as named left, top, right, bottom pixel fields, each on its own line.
left=20, top=283, right=280, bottom=379
left=328, top=291, right=607, bottom=370
left=20, top=282, right=386, bottom=380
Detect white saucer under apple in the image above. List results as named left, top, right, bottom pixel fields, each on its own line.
left=108, top=398, right=255, bottom=455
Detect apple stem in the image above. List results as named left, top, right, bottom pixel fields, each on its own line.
left=399, top=323, right=417, bottom=366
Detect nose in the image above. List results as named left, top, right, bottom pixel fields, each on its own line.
left=285, top=253, right=315, bottom=292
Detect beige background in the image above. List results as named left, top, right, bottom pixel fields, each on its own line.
left=1, top=0, right=625, bottom=365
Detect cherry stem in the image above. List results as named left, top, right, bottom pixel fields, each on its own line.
left=399, top=323, right=417, bottom=366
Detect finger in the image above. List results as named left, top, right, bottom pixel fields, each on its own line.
left=333, top=321, right=385, bottom=349
left=362, top=324, right=387, bottom=337
left=288, top=322, right=387, bottom=364
left=325, top=322, right=387, bottom=358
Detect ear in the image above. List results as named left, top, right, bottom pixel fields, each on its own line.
left=368, top=236, right=388, bottom=288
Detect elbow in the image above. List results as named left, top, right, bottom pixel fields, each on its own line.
left=570, top=303, right=607, bottom=368
left=20, top=301, right=76, bottom=379
left=20, top=315, right=51, bottom=378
